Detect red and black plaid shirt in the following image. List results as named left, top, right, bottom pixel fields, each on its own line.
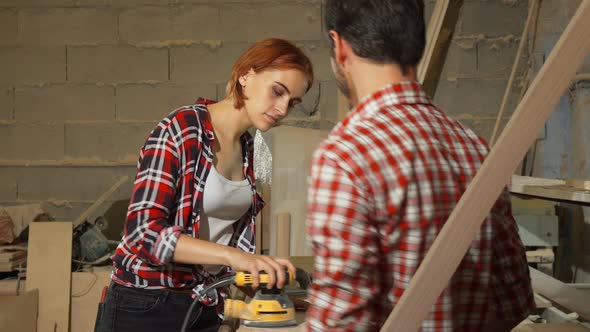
left=111, top=98, right=262, bottom=289
left=306, top=82, right=534, bottom=331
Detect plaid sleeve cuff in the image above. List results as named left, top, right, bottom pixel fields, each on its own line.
left=153, top=226, right=184, bottom=265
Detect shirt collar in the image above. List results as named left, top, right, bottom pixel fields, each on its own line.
left=356, top=81, right=432, bottom=115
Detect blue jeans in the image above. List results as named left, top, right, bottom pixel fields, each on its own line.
left=95, top=282, right=220, bottom=332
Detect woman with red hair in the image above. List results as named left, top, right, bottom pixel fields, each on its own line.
left=96, top=38, right=314, bottom=332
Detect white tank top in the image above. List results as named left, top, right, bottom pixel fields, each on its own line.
left=199, top=165, right=251, bottom=274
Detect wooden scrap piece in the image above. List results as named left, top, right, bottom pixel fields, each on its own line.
left=276, top=213, right=291, bottom=258
left=418, top=0, right=463, bottom=97
left=0, top=289, right=38, bottom=332
left=26, top=222, right=73, bottom=332
left=529, top=267, right=590, bottom=321
left=73, top=176, right=129, bottom=228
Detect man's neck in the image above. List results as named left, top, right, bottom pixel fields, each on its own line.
left=349, top=60, right=417, bottom=105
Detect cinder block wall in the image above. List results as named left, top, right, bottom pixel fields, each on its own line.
left=0, top=0, right=528, bottom=222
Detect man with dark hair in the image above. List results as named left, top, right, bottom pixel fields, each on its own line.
left=305, top=0, right=535, bottom=330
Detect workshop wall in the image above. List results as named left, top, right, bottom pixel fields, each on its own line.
left=526, top=0, right=590, bottom=282
left=0, top=0, right=530, bottom=225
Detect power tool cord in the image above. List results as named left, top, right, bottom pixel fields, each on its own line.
left=180, top=275, right=236, bottom=332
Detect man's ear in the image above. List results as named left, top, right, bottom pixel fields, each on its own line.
left=329, top=30, right=350, bottom=68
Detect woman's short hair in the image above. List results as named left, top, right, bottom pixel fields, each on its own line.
left=227, top=38, right=314, bottom=109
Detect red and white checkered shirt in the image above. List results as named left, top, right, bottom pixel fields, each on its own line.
left=306, top=82, right=534, bottom=331
left=111, top=98, right=262, bottom=290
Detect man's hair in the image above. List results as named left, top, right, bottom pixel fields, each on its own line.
left=324, top=0, right=426, bottom=73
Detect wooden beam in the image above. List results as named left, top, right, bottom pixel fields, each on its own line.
left=380, top=2, right=590, bottom=331
left=418, top=0, right=463, bottom=97
left=261, top=183, right=271, bottom=253
left=490, top=0, right=540, bottom=146
left=26, top=222, right=73, bottom=332
left=73, top=175, right=129, bottom=228
left=276, top=213, right=291, bottom=258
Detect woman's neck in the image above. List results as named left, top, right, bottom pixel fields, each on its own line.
left=208, top=98, right=250, bottom=143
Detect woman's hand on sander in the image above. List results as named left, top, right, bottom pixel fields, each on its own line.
left=228, top=250, right=295, bottom=289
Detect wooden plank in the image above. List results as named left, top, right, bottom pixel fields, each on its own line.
left=0, top=249, right=26, bottom=263
left=418, top=0, right=463, bottom=97
left=255, top=208, right=262, bottom=255
left=565, top=179, right=590, bottom=190
left=529, top=267, right=590, bottom=321
left=26, top=222, right=73, bottom=332
left=260, top=183, right=271, bottom=253
left=533, top=293, right=552, bottom=309
left=490, top=0, right=540, bottom=146
left=513, top=323, right=590, bottom=332
left=289, top=256, right=314, bottom=275
left=381, top=2, right=590, bottom=331
left=0, top=289, right=38, bottom=332
left=276, top=213, right=291, bottom=258
left=513, top=185, right=590, bottom=205
left=73, top=176, right=129, bottom=228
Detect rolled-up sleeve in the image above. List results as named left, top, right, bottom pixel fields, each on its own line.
left=123, top=123, right=184, bottom=266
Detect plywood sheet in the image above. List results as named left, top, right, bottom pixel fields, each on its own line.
left=269, top=126, right=329, bottom=256
left=0, top=289, right=38, bottom=332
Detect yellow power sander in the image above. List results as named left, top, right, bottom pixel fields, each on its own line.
left=224, top=270, right=298, bottom=327
left=181, top=268, right=310, bottom=331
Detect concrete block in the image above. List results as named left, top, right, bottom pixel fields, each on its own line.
left=476, top=38, right=520, bottom=79
left=182, top=0, right=320, bottom=2
left=17, top=167, right=135, bottom=202
left=15, top=84, right=115, bottom=122
left=0, top=122, right=64, bottom=159
left=0, top=168, right=17, bottom=202
left=216, top=82, right=228, bottom=100
left=440, top=39, right=478, bottom=81
left=0, top=0, right=74, bottom=6
left=170, top=43, right=249, bottom=83
left=579, top=55, right=590, bottom=74
left=0, top=47, right=66, bottom=84
left=219, top=3, right=321, bottom=41
left=119, top=5, right=220, bottom=45
left=115, top=83, right=217, bottom=121
left=318, top=80, right=338, bottom=124
left=297, top=41, right=333, bottom=81
left=0, top=86, right=13, bottom=120
left=65, top=122, right=155, bottom=160
left=455, top=117, right=507, bottom=143
left=41, top=202, right=93, bottom=222
left=18, top=8, right=117, bottom=45
left=288, top=80, right=319, bottom=119
left=74, top=0, right=170, bottom=5
left=434, top=78, right=520, bottom=118
left=68, top=45, right=168, bottom=83
left=0, top=9, right=17, bottom=46
left=460, top=1, right=527, bottom=36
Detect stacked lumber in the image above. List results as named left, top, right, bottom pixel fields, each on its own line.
left=0, top=245, right=26, bottom=272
